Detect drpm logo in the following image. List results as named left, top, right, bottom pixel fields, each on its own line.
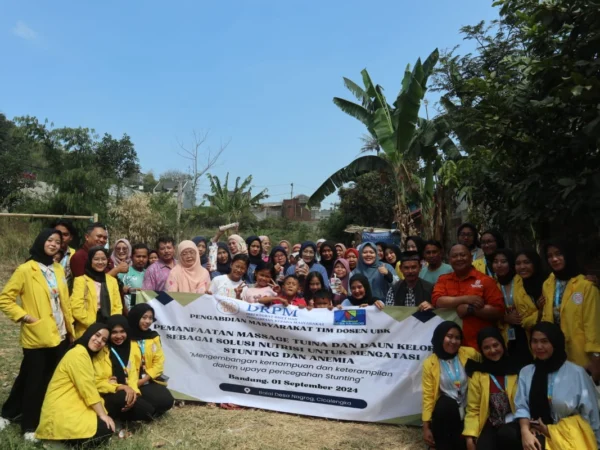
left=334, top=309, right=366, bottom=326
left=216, top=298, right=240, bottom=315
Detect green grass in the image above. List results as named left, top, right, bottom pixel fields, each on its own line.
left=0, top=265, right=423, bottom=450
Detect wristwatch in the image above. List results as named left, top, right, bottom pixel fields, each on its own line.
left=467, top=305, right=475, bottom=316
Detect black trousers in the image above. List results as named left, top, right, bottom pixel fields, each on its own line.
left=66, top=417, right=113, bottom=448
left=431, top=395, right=466, bottom=450
left=103, top=390, right=155, bottom=422
left=1, top=339, right=69, bottom=433
left=476, top=421, right=522, bottom=450
left=139, top=382, right=174, bottom=417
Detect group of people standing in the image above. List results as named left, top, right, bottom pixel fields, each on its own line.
left=0, top=218, right=599, bottom=448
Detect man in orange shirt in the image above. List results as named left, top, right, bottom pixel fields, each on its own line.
left=432, top=244, right=504, bottom=349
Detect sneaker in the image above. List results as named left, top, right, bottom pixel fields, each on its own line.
left=0, top=417, right=9, bottom=431
left=23, top=432, right=39, bottom=443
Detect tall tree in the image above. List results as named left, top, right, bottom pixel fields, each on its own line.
left=96, top=133, right=139, bottom=203
left=338, top=172, right=395, bottom=228
left=204, top=173, right=268, bottom=223
left=0, top=114, right=33, bottom=209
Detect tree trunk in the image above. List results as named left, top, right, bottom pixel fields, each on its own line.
left=176, top=180, right=183, bottom=243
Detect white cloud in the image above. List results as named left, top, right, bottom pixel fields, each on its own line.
left=12, top=21, right=37, bottom=40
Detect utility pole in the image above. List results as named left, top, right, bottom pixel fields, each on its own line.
left=176, top=180, right=183, bottom=243
left=290, top=183, right=294, bottom=199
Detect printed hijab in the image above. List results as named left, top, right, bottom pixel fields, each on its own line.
left=75, top=322, right=109, bottom=357
left=346, top=273, right=375, bottom=306
left=465, top=327, right=521, bottom=376
left=431, top=321, right=462, bottom=360
left=191, top=236, right=209, bottom=265
left=245, top=235, right=264, bottom=266
left=29, top=228, right=62, bottom=267
left=228, top=234, right=248, bottom=256
left=127, top=303, right=159, bottom=340
left=168, top=240, right=209, bottom=293
left=85, top=246, right=112, bottom=323
left=106, top=314, right=131, bottom=385
left=110, top=238, right=132, bottom=267
left=529, top=322, right=568, bottom=425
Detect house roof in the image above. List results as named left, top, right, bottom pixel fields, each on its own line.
left=154, top=180, right=188, bottom=191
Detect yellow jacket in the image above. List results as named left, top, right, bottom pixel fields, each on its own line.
left=473, top=258, right=492, bottom=277
left=498, top=275, right=539, bottom=346
left=546, top=414, right=598, bottom=450
left=542, top=274, right=600, bottom=368
left=93, top=345, right=142, bottom=395
left=463, top=372, right=518, bottom=437
left=71, top=275, right=122, bottom=338
left=394, top=262, right=405, bottom=280
left=134, top=336, right=166, bottom=383
left=0, top=260, right=74, bottom=349
left=36, top=345, right=106, bottom=440
left=422, top=346, right=480, bottom=422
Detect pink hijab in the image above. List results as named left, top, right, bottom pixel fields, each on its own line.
left=227, top=234, right=248, bottom=256
left=110, top=238, right=132, bottom=266
left=166, top=240, right=210, bottom=294
left=332, top=258, right=351, bottom=305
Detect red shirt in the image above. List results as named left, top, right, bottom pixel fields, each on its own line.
left=272, top=297, right=307, bottom=307
left=69, top=244, right=113, bottom=277
left=432, top=267, right=504, bottom=350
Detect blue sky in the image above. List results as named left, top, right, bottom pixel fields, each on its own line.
left=1, top=1, right=499, bottom=208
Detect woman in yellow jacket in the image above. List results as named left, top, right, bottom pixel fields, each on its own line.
left=35, top=322, right=116, bottom=446
left=463, top=327, right=522, bottom=450
left=94, top=314, right=156, bottom=423
left=422, top=321, right=480, bottom=450
left=0, top=229, right=75, bottom=440
left=128, top=304, right=174, bottom=416
left=71, top=246, right=122, bottom=338
left=541, top=240, right=600, bottom=379
left=514, top=250, right=547, bottom=333
left=491, top=249, right=534, bottom=368
left=515, top=322, right=600, bottom=450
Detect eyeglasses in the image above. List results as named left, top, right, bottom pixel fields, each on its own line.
left=481, top=240, right=496, bottom=246
left=458, top=232, right=474, bottom=238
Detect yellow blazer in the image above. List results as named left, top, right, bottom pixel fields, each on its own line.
left=542, top=274, right=600, bottom=368
left=473, top=258, right=491, bottom=277
left=463, top=372, right=518, bottom=437
left=36, top=345, right=106, bottom=440
left=498, top=275, right=539, bottom=346
left=0, top=260, right=74, bottom=349
left=93, top=345, right=142, bottom=395
left=71, top=275, right=122, bottom=338
left=134, top=336, right=166, bottom=383
left=422, top=346, right=480, bottom=422
left=546, top=415, right=598, bottom=450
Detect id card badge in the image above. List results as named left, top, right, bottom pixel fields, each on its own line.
left=459, top=405, right=466, bottom=421
left=507, top=327, right=516, bottom=341
left=505, top=413, right=514, bottom=424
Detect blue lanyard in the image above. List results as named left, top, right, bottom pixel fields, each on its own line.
left=139, top=340, right=146, bottom=356
left=501, top=280, right=514, bottom=307
left=554, top=280, right=566, bottom=309
left=442, top=357, right=463, bottom=391
left=110, top=347, right=129, bottom=379
left=547, top=372, right=557, bottom=402
left=489, top=374, right=506, bottom=392
left=484, top=259, right=494, bottom=277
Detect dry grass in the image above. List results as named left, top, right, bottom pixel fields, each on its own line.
left=0, top=267, right=423, bottom=450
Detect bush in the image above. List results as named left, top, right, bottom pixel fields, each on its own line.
left=108, top=193, right=167, bottom=245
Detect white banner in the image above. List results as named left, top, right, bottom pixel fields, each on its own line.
left=141, top=291, right=455, bottom=423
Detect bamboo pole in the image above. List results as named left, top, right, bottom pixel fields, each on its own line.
left=0, top=213, right=96, bottom=220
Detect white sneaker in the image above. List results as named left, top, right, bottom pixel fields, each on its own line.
left=0, top=417, right=9, bottom=431
left=23, top=432, right=39, bottom=443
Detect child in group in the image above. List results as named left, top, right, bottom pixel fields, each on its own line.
left=307, top=289, right=334, bottom=310
left=260, top=275, right=307, bottom=308
left=148, top=250, right=159, bottom=266
left=331, top=258, right=350, bottom=305
left=240, top=261, right=280, bottom=303
left=303, top=272, right=326, bottom=303
left=209, top=254, right=249, bottom=298
left=119, top=243, right=149, bottom=310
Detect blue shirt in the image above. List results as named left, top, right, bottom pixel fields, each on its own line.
left=419, top=263, right=453, bottom=284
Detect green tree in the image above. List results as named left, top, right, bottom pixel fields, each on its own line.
left=434, top=0, right=600, bottom=244
left=96, top=133, right=139, bottom=203
left=203, top=173, right=268, bottom=223
left=308, top=50, right=459, bottom=238
left=338, top=172, right=395, bottom=228
left=0, top=114, right=33, bottom=209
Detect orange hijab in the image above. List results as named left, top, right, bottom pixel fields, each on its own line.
left=166, top=240, right=210, bottom=294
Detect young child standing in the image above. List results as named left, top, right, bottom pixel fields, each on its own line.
left=240, top=262, right=279, bottom=303
left=259, top=275, right=307, bottom=308
left=209, top=255, right=249, bottom=298
left=308, top=289, right=334, bottom=310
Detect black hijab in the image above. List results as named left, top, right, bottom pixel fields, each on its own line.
left=346, top=274, right=375, bottom=306
left=492, top=248, right=516, bottom=286
left=465, top=327, right=521, bottom=377
left=216, top=242, right=232, bottom=274
left=543, top=239, right=582, bottom=281
left=516, top=249, right=546, bottom=301
left=127, top=303, right=159, bottom=340
left=85, top=246, right=112, bottom=323
left=529, top=322, right=568, bottom=425
left=405, top=236, right=425, bottom=259
left=457, top=223, right=480, bottom=249
left=431, top=321, right=462, bottom=360
left=269, top=246, right=290, bottom=274
left=245, top=236, right=264, bottom=266
left=107, top=315, right=131, bottom=385
left=385, top=245, right=402, bottom=265
left=319, top=241, right=337, bottom=278
left=75, top=322, right=109, bottom=357
left=29, top=228, right=62, bottom=266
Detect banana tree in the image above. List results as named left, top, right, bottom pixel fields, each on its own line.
left=309, top=49, right=458, bottom=237
left=204, top=173, right=268, bottom=223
